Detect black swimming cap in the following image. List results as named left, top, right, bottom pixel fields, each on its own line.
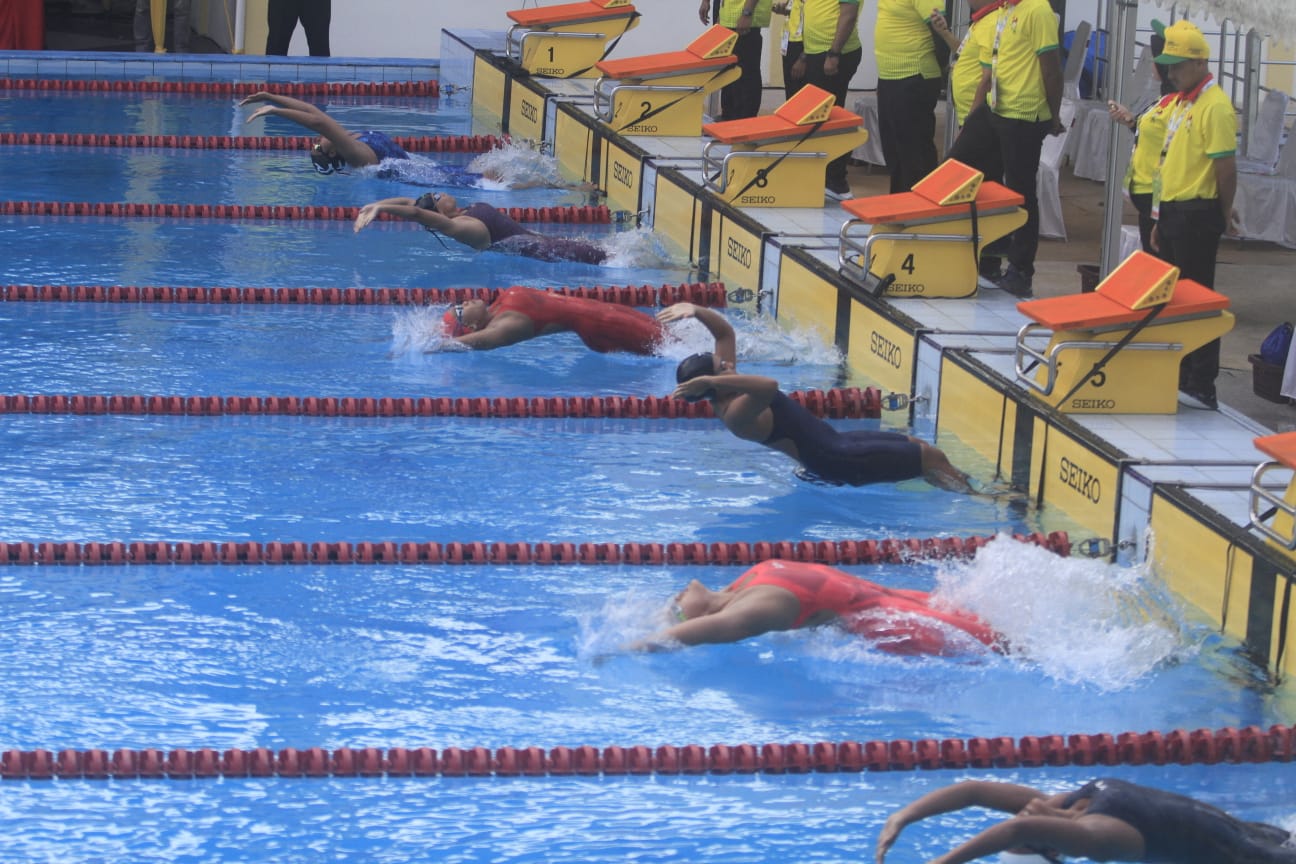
left=675, top=352, right=717, bottom=403
left=676, top=352, right=715, bottom=384
left=415, top=192, right=443, bottom=211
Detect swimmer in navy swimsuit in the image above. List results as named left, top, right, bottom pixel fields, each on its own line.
left=239, top=91, right=410, bottom=173
left=623, top=559, right=1002, bottom=654
left=354, top=191, right=609, bottom=264
left=877, top=777, right=1296, bottom=864
left=659, top=302, right=975, bottom=492
left=436, top=286, right=663, bottom=354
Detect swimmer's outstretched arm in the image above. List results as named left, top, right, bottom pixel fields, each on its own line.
left=240, top=91, right=347, bottom=139
left=624, top=605, right=787, bottom=652
left=877, top=781, right=1047, bottom=864
left=657, top=302, right=737, bottom=367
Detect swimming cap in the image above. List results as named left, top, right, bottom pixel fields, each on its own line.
left=415, top=192, right=444, bottom=211
left=675, top=352, right=717, bottom=403
left=676, top=352, right=715, bottom=384
left=309, top=143, right=346, bottom=175
left=442, top=303, right=475, bottom=338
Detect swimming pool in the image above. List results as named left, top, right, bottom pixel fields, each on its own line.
left=0, top=60, right=1292, bottom=863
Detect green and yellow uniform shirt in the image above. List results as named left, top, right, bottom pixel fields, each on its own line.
left=719, top=0, right=773, bottom=29
left=1125, top=93, right=1178, bottom=195
left=949, top=8, right=997, bottom=124
left=875, top=0, right=940, bottom=80
left=802, top=0, right=862, bottom=55
left=1158, top=75, right=1236, bottom=204
left=979, top=0, right=1057, bottom=122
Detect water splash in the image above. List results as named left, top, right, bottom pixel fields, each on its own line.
left=388, top=305, right=467, bottom=354
left=932, top=534, right=1194, bottom=691
left=657, top=310, right=844, bottom=367
left=573, top=588, right=672, bottom=661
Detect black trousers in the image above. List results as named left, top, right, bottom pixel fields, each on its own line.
left=876, top=74, right=940, bottom=193
left=720, top=30, right=764, bottom=121
left=266, top=0, right=331, bottom=57
left=782, top=41, right=803, bottom=100
left=801, top=47, right=863, bottom=186
left=1129, top=191, right=1157, bottom=254
left=1158, top=198, right=1225, bottom=393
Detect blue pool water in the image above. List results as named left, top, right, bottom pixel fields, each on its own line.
left=1, top=67, right=1293, bottom=862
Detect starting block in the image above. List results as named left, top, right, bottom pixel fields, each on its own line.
left=837, top=160, right=1026, bottom=298
left=1013, top=250, right=1234, bottom=414
left=593, top=26, right=741, bottom=137
left=701, top=85, right=868, bottom=208
left=505, top=0, right=640, bottom=79
left=1251, top=432, right=1296, bottom=553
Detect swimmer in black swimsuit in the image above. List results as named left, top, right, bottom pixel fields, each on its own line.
left=876, top=777, right=1296, bottom=864
left=354, top=192, right=608, bottom=264
left=660, top=302, right=974, bottom=492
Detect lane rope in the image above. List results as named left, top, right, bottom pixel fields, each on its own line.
left=5, top=723, right=1291, bottom=780
left=0, top=387, right=878, bottom=420
left=0, top=530, right=1068, bottom=567
left=0, top=282, right=728, bottom=307
left=0, top=201, right=611, bottom=224
left=0, top=78, right=439, bottom=97
left=0, top=132, right=504, bottom=153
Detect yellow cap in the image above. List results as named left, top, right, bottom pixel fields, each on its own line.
left=1154, top=20, right=1209, bottom=65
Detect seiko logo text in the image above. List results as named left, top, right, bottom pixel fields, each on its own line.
left=519, top=100, right=539, bottom=123
left=869, top=331, right=902, bottom=369
left=626, top=125, right=658, bottom=134
left=612, top=162, right=634, bottom=188
left=1070, top=398, right=1116, bottom=410
left=740, top=195, right=776, bottom=204
left=725, top=236, right=752, bottom=268
left=1059, top=457, right=1101, bottom=503
left=888, top=282, right=925, bottom=294
left=536, top=67, right=565, bottom=76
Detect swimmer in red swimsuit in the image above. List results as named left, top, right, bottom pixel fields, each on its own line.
left=438, top=286, right=664, bottom=353
left=659, top=302, right=975, bottom=492
left=627, top=559, right=1002, bottom=655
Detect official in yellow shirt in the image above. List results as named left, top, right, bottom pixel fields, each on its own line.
left=1148, top=20, right=1238, bottom=410
left=700, top=0, right=774, bottom=120
left=789, top=0, right=863, bottom=197
left=874, top=0, right=943, bottom=193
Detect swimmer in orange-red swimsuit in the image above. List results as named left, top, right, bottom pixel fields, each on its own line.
left=438, top=286, right=664, bottom=353
left=626, top=559, right=1003, bottom=655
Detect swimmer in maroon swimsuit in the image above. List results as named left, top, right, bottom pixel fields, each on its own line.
left=627, top=559, right=1002, bottom=655
left=877, top=777, right=1296, bottom=864
left=659, top=302, right=974, bottom=492
left=439, top=286, right=664, bottom=353
left=354, top=192, right=607, bottom=264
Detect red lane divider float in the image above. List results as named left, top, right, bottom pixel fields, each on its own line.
left=0, top=282, right=728, bottom=307
left=0, top=132, right=504, bottom=153
left=4, top=724, right=1291, bottom=780
left=0, top=531, right=1069, bottom=567
left=0, top=201, right=611, bottom=224
left=0, top=387, right=875, bottom=420
left=0, top=78, right=439, bottom=98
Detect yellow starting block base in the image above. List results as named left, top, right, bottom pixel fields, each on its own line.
left=594, top=26, right=741, bottom=136
left=837, top=160, right=1026, bottom=298
left=701, top=85, right=867, bottom=208
left=506, top=0, right=640, bottom=79
left=1251, top=432, right=1296, bottom=553
left=1014, top=250, right=1235, bottom=414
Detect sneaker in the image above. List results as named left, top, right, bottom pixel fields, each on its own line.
left=825, top=179, right=852, bottom=200
left=1178, top=388, right=1219, bottom=410
left=995, top=266, right=1034, bottom=299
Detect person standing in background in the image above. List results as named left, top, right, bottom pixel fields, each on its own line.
left=133, top=0, right=190, bottom=53
left=873, top=0, right=944, bottom=193
left=701, top=0, right=772, bottom=120
left=266, top=0, right=332, bottom=57
left=791, top=0, right=863, bottom=198
left=1148, top=20, right=1238, bottom=411
left=774, top=0, right=805, bottom=99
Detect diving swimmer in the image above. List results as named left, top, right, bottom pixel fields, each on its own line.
left=627, top=559, right=1002, bottom=655
left=877, top=777, right=1296, bottom=864
left=659, top=302, right=975, bottom=491
left=353, top=192, right=609, bottom=264
left=440, top=286, right=663, bottom=354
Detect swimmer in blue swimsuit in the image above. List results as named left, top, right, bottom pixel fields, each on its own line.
left=353, top=191, right=608, bottom=265
left=660, top=303, right=974, bottom=492
left=877, top=777, right=1296, bottom=864
left=239, top=91, right=410, bottom=173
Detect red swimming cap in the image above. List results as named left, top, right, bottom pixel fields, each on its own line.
left=443, top=307, right=467, bottom=338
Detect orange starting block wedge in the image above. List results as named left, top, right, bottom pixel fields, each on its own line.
left=701, top=85, right=867, bottom=207
left=1250, top=431, right=1296, bottom=553
left=505, top=0, right=640, bottom=79
left=593, top=26, right=741, bottom=136
left=1014, top=250, right=1235, bottom=414
left=837, top=159, right=1025, bottom=297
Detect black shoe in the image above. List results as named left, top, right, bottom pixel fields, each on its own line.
left=995, top=266, right=1034, bottom=299
left=978, top=257, right=1003, bottom=280
left=1178, top=388, right=1218, bottom=410
left=825, top=179, right=852, bottom=200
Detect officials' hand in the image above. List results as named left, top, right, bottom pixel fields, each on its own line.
left=698, top=0, right=709, bottom=24
left=736, top=11, right=753, bottom=35
left=656, top=302, right=699, bottom=323
left=1049, top=117, right=1066, bottom=136
left=824, top=54, right=840, bottom=77
left=353, top=203, right=381, bottom=233
left=1149, top=223, right=1161, bottom=252
left=790, top=54, right=807, bottom=82
left=1226, top=206, right=1241, bottom=236
left=1107, top=100, right=1133, bottom=128
left=930, top=10, right=949, bottom=31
